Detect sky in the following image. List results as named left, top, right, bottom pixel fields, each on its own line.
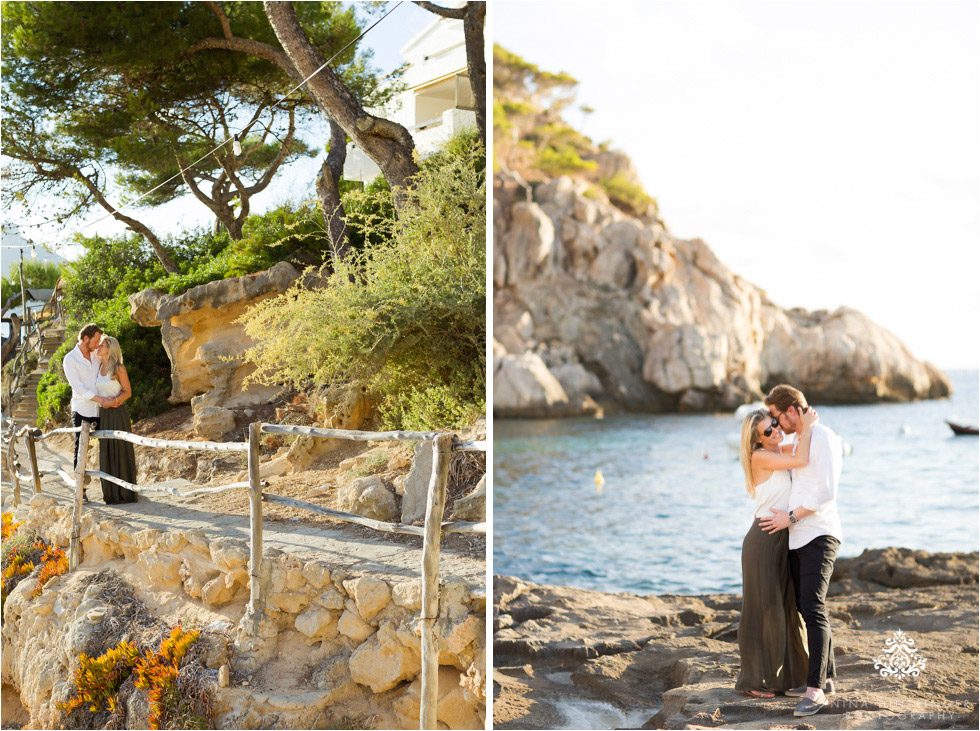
left=1, top=1, right=434, bottom=272
left=495, top=0, right=980, bottom=370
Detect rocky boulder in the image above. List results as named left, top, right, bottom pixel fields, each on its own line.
left=130, top=262, right=302, bottom=438
left=339, top=476, right=397, bottom=521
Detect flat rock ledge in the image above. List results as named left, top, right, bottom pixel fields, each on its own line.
left=493, top=548, right=979, bottom=730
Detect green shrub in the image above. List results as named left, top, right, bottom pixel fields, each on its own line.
left=238, top=133, right=486, bottom=431
left=535, top=146, right=598, bottom=177
left=599, top=171, right=658, bottom=217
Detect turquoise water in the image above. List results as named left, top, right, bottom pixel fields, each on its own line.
left=493, top=370, right=979, bottom=595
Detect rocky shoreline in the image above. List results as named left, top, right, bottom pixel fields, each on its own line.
left=493, top=548, right=979, bottom=729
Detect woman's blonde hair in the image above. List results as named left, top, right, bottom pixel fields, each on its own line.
left=101, top=335, right=124, bottom=381
left=739, top=408, right=770, bottom=497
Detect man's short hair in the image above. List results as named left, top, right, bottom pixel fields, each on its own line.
left=77, top=323, right=103, bottom=342
left=764, top=384, right=809, bottom=414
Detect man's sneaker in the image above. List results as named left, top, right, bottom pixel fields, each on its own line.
left=785, top=679, right=835, bottom=697
left=794, top=694, right=829, bottom=717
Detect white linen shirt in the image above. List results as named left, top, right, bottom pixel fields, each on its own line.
left=63, top=344, right=101, bottom=418
left=787, top=422, right=844, bottom=550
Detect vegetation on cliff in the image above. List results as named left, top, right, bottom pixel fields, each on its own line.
left=59, top=624, right=208, bottom=730
left=0, top=513, right=67, bottom=618
left=493, top=44, right=657, bottom=218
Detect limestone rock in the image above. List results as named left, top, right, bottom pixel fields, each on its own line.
left=209, top=538, right=249, bottom=571
left=348, top=623, right=421, bottom=693
left=502, top=202, right=558, bottom=285
left=391, top=580, right=423, bottom=612
left=300, top=560, right=331, bottom=589
left=400, top=440, right=433, bottom=524
left=130, top=262, right=302, bottom=440
left=191, top=404, right=237, bottom=441
left=338, top=609, right=375, bottom=642
left=315, top=586, right=346, bottom=611
left=339, top=475, right=397, bottom=521
left=266, top=591, right=310, bottom=615
left=347, top=576, right=391, bottom=621
left=451, top=474, right=486, bottom=522
left=294, top=608, right=339, bottom=640
left=493, top=175, right=951, bottom=414
left=393, top=667, right=483, bottom=730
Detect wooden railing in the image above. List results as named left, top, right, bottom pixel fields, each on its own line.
left=1, top=417, right=486, bottom=730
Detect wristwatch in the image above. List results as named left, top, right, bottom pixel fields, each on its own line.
left=788, top=510, right=798, bottom=524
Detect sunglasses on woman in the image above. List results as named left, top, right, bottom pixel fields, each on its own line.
left=762, top=417, right=779, bottom=437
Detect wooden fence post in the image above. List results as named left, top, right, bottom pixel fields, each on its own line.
left=69, top=420, right=90, bottom=571
left=420, top=433, right=453, bottom=731
left=25, top=428, right=41, bottom=496
left=247, top=422, right=265, bottom=613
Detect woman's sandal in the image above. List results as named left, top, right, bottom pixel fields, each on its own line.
left=742, top=690, right=775, bottom=699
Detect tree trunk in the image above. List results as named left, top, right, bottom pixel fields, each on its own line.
left=316, top=118, right=350, bottom=263
left=463, top=3, right=486, bottom=147
left=76, top=171, right=179, bottom=273
left=416, top=2, right=486, bottom=147
left=263, top=1, right=419, bottom=194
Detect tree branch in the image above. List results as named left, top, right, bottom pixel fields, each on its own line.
left=414, top=1, right=466, bottom=20
left=186, top=36, right=301, bottom=84
left=203, top=0, right=233, bottom=39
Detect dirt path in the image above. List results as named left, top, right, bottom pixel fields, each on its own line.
left=1, top=433, right=484, bottom=588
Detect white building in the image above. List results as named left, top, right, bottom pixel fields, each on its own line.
left=343, top=9, right=478, bottom=182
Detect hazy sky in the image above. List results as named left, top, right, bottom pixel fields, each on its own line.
left=495, top=0, right=980, bottom=369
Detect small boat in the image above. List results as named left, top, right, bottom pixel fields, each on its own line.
left=946, top=420, right=979, bottom=436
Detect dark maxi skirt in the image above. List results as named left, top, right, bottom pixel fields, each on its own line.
left=734, top=519, right=809, bottom=693
left=98, top=404, right=138, bottom=504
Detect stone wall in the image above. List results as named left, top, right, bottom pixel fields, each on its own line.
left=1, top=497, right=485, bottom=730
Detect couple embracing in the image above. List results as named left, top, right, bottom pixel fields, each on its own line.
left=735, top=384, right=844, bottom=718
left=63, top=323, right=138, bottom=505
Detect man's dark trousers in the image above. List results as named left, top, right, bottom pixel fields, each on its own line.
left=790, top=534, right=840, bottom=689
left=72, top=412, right=100, bottom=472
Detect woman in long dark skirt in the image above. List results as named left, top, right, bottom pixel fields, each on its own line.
left=733, top=407, right=817, bottom=697
left=94, top=336, right=138, bottom=504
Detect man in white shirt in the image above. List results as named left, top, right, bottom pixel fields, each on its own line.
left=759, top=384, right=843, bottom=718
left=63, top=324, right=112, bottom=494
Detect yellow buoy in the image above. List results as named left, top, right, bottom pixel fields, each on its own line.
left=595, top=470, right=605, bottom=494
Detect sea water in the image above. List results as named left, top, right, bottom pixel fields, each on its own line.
left=493, top=370, right=979, bottom=595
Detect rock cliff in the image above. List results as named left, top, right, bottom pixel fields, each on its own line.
left=493, top=174, right=951, bottom=416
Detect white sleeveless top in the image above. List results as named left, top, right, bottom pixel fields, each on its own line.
left=95, top=367, right=122, bottom=398
left=752, top=469, right=792, bottom=519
